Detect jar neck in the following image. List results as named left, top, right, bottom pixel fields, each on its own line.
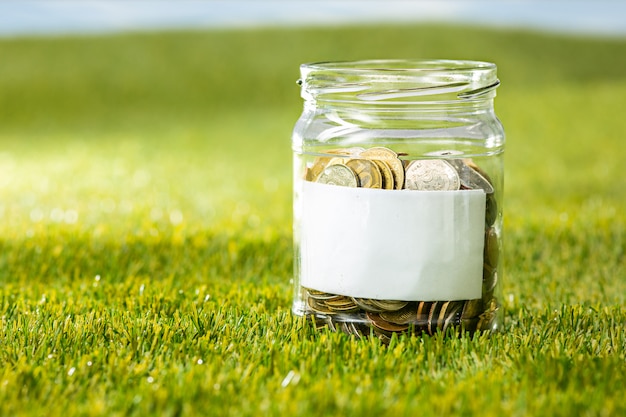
left=299, top=59, right=500, bottom=115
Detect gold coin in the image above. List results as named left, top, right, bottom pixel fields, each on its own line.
left=379, top=303, right=418, bottom=324
left=442, top=301, right=464, bottom=333
left=427, top=301, right=442, bottom=335
left=367, top=299, right=409, bottom=312
left=305, top=148, right=365, bottom=182
left=372, top=327, right=393, bottom=343
left=305, top=288, right=327, bottom=296
left=306, top=156, right=331, bottom=181
left=361, top=147, right=405, bottom=190
left=371, top=160, right=395, bottom=190
left=324, top=296, right=357, bottom=308
left=345, top=159, right=383, bottom=189
left=339, top=322, right=366, bottom=338
left=307, top=298, right=335, bottom=314
left=404, top=159, right=460, bottom=191
left=327, top=157, right=348, bottom=166
left=324, top=301, right=355, bottom=310
left=460, top=317, right=479, bottom=333
left=366, top=312, right=409, bottom=332
left=352, top=297, right=385, bottom=313
left=306, top=289, right=343, bottom=300
left=316, top=164, right=358, bottom=187
left=477, top=298, right=498, bottom=330
left=327, top=303, right=360, bottom=313
left=484, top=227, right=499, bottom=269
left=483, top=265, right=497, bottom=293
left=486, top=193, right=498, bottom=226
left=437, top=301, right=452, bottom=327
left=416, top=301, right=431, bottom=321
left=461, top=299, right=484, bottom=320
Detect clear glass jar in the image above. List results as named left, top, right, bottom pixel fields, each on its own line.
left=291, top=59, right=504, bottom=340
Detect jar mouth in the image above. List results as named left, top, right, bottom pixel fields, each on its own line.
left=302, top=59, right=496, bottom=74
left=299, top=59, right=499, bottom=106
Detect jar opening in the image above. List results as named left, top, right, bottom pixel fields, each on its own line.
left=299, top=59, right=499, bottom=106
left=302, top=59, right=496, bottom=74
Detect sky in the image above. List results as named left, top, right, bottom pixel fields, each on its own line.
left=0, top=1, right=625, bottom=38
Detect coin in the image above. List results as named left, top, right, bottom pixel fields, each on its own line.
left=324, top=297, right=359, bottom=312
left=484, top=227, right=499, bottom=269
left=327, top=157, right=348, bottom=166
left=371, top=160, right=395, bottom=190
left=461, top=299, right=484, bottom=320
left=447, top=159, right=494, bottom=193
left=360, top=147, right=405, bottom=190
left=352, top=298, right=386, bottom=313
left=460, top=317, right=479, bottom=333
left=316, top=164, right=358, bottom=187
left=366, top=312, right=409, bottom=332
left=437, top=301, right=452, bottom=327
left=486, top=193, right=498, bottom=226
left=307, top=298, right=335, bottom=314
left=306, top=156, right=332, bottom=181
left=379, top=303, right=418, bottom=324
left=328, top=303, right=360, bottom=313
left=442, top=301, right=464, bottom=333
left=371, top=327, right=393, bottom=343
left=367, top=299, right=409, bottom=311
left=306, top=289, right=343, bottom=300
left=427, top=301, right=443, bottom=335
left=464, top=158, right=493, bottom=185
left=339, top=321, right=366, bottom=338
left=416, top=301, right=431, bottom=321
left=404, top=159, right=460, bottom=191
left=345, top=159, right=383, bottom=189
left=483, top=265, right=497, bottom=293
left=477, top=298, right=498, bottom=330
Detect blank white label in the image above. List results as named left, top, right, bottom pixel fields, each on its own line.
left=300, top=181, right=486, bottom=301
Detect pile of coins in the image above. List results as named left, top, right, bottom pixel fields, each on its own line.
left=301, top=146, right=500, bottom=339
left=305, top=290, right=498, bottom=341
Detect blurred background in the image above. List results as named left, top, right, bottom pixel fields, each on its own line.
left=1, top=1, right=625, bottom=37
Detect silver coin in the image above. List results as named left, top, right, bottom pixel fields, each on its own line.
left=447, top=159, right=494, bottom=193
left=316, top=164, right=358, bottom=187
left=404, top=160, right=460, bottom=191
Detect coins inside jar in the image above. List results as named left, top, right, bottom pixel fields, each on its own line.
left=304, top=287, right=498, bottom=339
left=302, top=146, right=499, bottom=340
left=305, top=146, right=496, bottom=197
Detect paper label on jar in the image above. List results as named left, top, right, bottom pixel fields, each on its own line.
left=300, top=181, right=486, bottom=301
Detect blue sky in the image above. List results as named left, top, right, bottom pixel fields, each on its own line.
left=0, top=1, right=625, bottom=37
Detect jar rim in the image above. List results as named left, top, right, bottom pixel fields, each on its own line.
left=299, top=59, right=499, bottom=106
left=301, top=59, right=496, bottom=74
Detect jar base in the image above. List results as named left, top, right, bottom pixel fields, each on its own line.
left=293, top=299, right=500, bottom=343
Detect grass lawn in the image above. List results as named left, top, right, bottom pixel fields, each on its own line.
left=0, top=24, right=625, bottom=416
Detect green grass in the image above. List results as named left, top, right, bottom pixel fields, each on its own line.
left=0, top=24, right=625, bottom=416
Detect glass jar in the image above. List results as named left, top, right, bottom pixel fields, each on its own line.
left=291, top=59, right=504, bottom=340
